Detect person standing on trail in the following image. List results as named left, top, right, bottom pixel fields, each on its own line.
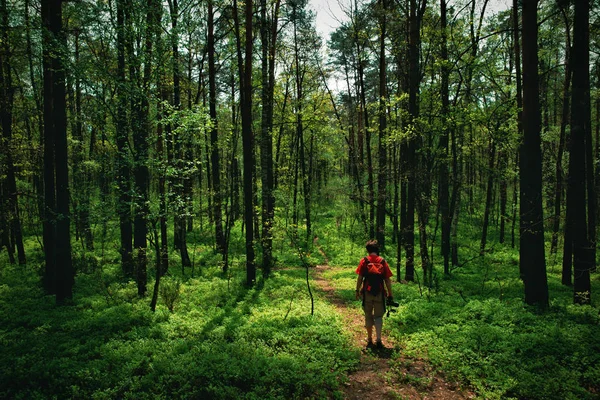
left=355, top=239, right=393, bottom=349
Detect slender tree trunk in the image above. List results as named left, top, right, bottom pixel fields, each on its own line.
left=71, top=32, right=93, bottom=251
left=584, top=71, right=596, bottom=275
left=116, top=0, right=133, bottom=277
left=149, top=224, right=162, bottom=311
left=404, top=0, right=423, bottom=282
left=208, top=0, right=225, bottom=265
left=376, top=0, right=387, bottom=250
left=553, top=13, right=571, bottom=255
left=480, top=138, right=495, bottom=254
left=41, top=0, right=56, bottom=293
left=520, top=0, right=548, bottom=307
left=53, top=17, right=73, bottom=304
left=596, top=62, right=600, bottom=232
left=353, top=13, right=374, bottom=237
left=168, top=0, right=191, bottom=269
left=439, top=0, right=450, bottom=275
left=499, top=151, right=508, bottom=244
left=345, top=65, right=368, bottom=235
left=42, top=0, right=73, bottom=302
left=512, top=0, right=522, bottom=255
left=259, top=0, right=280, bottom=276
left=569, top=0, right=592, bottom=304
left=157, top=104, right=169, bottom=275
left=292, top=4, right=311, bottom=240
left=155, top=4, right=169, bottom=276
left=0, top=0, right=25, bottom=264
left=131, top=0, right=159, bottom=296
left=25, top=0, right=45, bottom=228
left=234, top=0, right=256, bottom=285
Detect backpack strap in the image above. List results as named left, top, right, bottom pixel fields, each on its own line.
left=379, top=258, right=387, bottom=301
left=362, top=257, right=369, bottom=272
left=361, top=256, right=369, bottom=282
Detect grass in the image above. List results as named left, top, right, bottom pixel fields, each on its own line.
left=0, top=252, right=359, bottom=399
left=318, top=227, right=600, bottom=400
left=1, top=193, right=599, bottom=399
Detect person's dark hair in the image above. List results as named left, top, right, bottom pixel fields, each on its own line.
left=366, top=239, right=379, bottom=255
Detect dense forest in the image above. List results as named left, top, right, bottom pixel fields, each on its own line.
left=1, top=0, right=600, bottom=398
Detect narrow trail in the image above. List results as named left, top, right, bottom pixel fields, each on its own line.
left=312, top=241, right=473, bottom=399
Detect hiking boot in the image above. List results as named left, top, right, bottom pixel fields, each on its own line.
left=366, top=339, right=374, bottom=348
left=376, top=340, right=384, bottom=349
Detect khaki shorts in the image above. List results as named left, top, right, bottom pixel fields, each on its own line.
left=362, top=292, right=384, bottom=328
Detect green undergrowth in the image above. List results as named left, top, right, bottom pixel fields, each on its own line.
left=320, top=258, right=600, bottom=400
left=0, top=262, right=359, bottom=399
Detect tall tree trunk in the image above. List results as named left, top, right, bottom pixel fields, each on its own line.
left=116, top=0, right=133, bottom=278
left=0, top=0, right=25, bottom=264
left=376, top=0, right=387, bottom=250
left=596, top=62, right=600, bottom=232
left=155, top=3, right=169, bottom=276
left=259, top=0, right=280, bottom=276
left=569, top=0, right=593, bottom=304
left=499, top=151, right=508, bottom=244
left=439, top=0, right=450, bottom=275
left=42, top=0, right=57, bottom=293
left=512, top=0, right=522, bottom=255
left=25, top=0, right=45, bottom=229
left=208, top=0, right=226, bottom=265
left=157, top=102, right=169, bottom=275
left=480, top=138, right=495, bottom=254
left=131, top=0, right=159, bottom=296
left=292, top=3, right=311, bottom=240
left=520, top=0, right=548, bottom=307
left=234, top=0, right=256, bottom=285
left=71, top=32, right=93, bottom=251
left=343, top=63, right=368, bottom=235
left=583, top=61, right=596, bottom=274
left=42, top=0, right=73, bottom=302
left=553, top=10, right=571, bottom=256
left=404, top=0, right=424, bottom=282
left=353, top=7, right=374, bottom=237
left=168, top=0, right=191, bottom=269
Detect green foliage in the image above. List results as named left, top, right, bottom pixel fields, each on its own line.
left=392, top=294, right=600, bottom=400
left=312, top=206, right=600, bottom=400
left=0, top=256, right=358, bottom=400
left=159, top=277, right=181, bottom=312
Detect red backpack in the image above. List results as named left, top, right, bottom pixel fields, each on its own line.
left=362, top=257, right=385, bottom=297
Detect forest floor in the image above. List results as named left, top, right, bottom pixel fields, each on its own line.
left=313, top=243, right=474, bottom=399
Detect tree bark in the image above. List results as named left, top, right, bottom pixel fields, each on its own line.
left=155, top=3, right=169, bottom=276
left=259, top=0, right=280, bottom=276
left=233, top=0, right=256, bottom=286
left=404, top=0, right=424, bottom=282
left=480, top=138, right=495, bottom=254
left=208, top=0, right=226, bottom=265
left=553, top=10, right=571, bottom=256
left=168, top=0, right=191, bottom=269
left=116, top=0, right=133, bottom=278
left=42, top=0, right=73, bottom=303
left=0, top=0, right=26, bottom=265
left=439, top=0, right=450, bottom=275
left=353, top=4, right=374, bottom=237
left=376, top=0, right=387, bottom=250
left=71, top=32, right=93, bottom=251
left=520, top=0, right=548, bottom=307
left=512, top=0, right=522, bottom=255
left=569, top=0, right=592, bottom=304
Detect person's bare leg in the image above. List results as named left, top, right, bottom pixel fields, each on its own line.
left=367, top=326, right=373, bottom=342
left=374, top=317, right=383, bottom=342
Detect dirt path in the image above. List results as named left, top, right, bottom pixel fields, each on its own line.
left=313, top=263, right=473, bottom=400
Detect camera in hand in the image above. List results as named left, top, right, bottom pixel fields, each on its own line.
left=386, top=297, right=399, bottom=307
